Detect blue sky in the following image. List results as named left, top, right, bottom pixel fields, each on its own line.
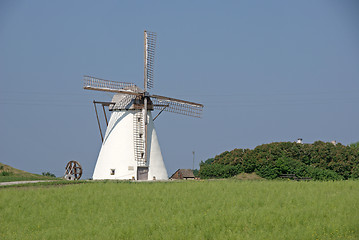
left=1, top=0, right=358, bottom=178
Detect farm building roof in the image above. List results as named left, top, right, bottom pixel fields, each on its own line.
left=170, top=169, right=195, bottom=179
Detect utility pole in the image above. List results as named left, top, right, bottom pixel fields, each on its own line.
left=192, top=151, right=195, bottom=170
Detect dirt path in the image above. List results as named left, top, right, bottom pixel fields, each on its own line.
left=0, top=180, right=54, bottom=186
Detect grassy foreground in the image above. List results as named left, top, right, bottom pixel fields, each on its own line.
left=0, top=180, right=358, bottom=240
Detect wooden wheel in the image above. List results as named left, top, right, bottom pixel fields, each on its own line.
left=64, top=160, right=82, bottom=180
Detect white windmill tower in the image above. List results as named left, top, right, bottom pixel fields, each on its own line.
left=84, top=31, right=203, bottom=180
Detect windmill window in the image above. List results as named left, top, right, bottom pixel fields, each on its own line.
left=141, top=152, right=144, bottom=158
left=110, top=169, right=115, bottom=175
left=139, top=133, right=143, bottom=138
left=138, top=118, right=141, bottom=122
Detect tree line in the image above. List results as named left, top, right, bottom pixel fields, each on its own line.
left=199, top=141, right=359, bottom=180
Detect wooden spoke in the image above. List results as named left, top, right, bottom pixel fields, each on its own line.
left=64, top=161, right=83, bottom=180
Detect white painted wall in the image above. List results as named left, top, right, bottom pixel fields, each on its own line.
left=147, top=114, right=168, bottom=180
left=92, top=110, right=168, bottom=180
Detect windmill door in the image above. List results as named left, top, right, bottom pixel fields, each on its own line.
left=137, top=167, right=148, bottom=180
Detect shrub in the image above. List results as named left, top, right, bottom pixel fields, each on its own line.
left=199, top=163, right=239, bottom=179
left=42, top=172, right=56, bottom=178
left=1, top=171, right=13, bottom=176
left=306, top=166, right=343, bottom=181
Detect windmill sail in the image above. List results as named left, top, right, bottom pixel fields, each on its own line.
left=144, top=31, right=157, bottom=90
left=143, top=30, right=157, bottom=168
left=83, top=75, right=141, bottom=95
left=152, top=95, right=203, bottom=118
left=110, top=94, right=136, bottom=110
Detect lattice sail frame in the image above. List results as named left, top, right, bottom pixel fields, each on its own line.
left=152, top=97, right=203, bottom=118
left=84, top=75, right=140, bottom=94
left=144, top=31, right=157, bottom=90
left=112, top=95, right=136, bottom=110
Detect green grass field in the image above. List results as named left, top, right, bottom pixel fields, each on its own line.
left=1, top=180, right=358, bottom=240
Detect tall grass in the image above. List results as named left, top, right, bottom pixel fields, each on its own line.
left=0, top=180, right=358, bottom=239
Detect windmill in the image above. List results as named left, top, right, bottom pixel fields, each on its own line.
left=84, top=30, right=203, bottom=180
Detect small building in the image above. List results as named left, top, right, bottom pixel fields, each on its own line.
left=170, top=169, right=195, bottom=180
